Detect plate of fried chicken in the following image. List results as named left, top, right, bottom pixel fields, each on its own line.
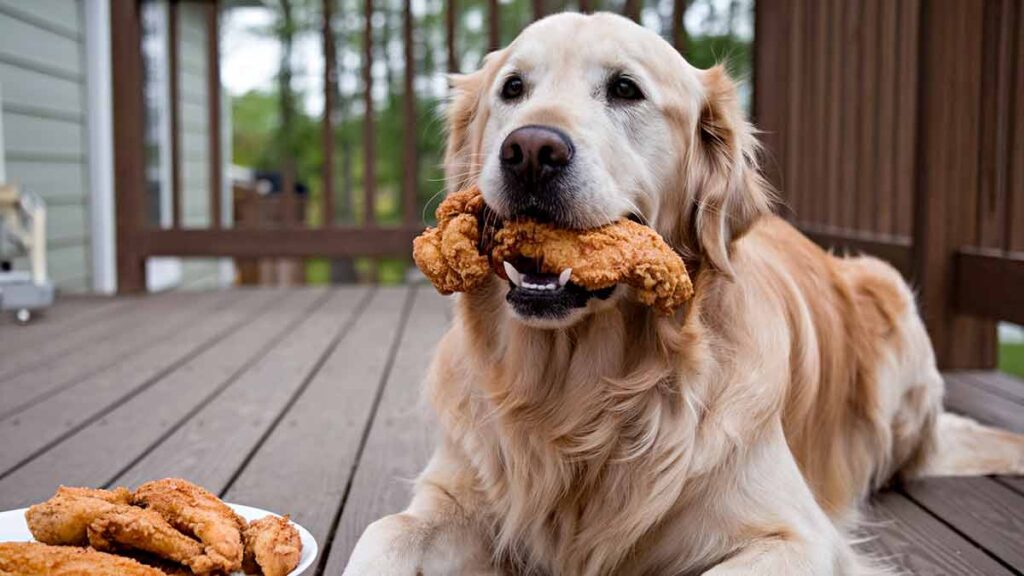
left=0, top=478, right=316, bottom=575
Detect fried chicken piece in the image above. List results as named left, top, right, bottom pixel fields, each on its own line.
left=132, top=478, right=245, bottom=575
left=492, top=219, right=694, bottom=315
left=0, top=542, right=164, bottom=576
left=412, top=187, right=694, bottom=314
left=412, top=187, right=492, bottom=294
left=242, top=515, right=302, bottom=576
left=25, top=486, right=132, bottom=546
left=87, top=506, right=204, bottom=571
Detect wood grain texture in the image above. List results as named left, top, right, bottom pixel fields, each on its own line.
left=1010, top=0, right=1024, bottom=252
left=893, top=0, right=919, bottom=237
left=958, top=370, right=1024, bottom=406
left=0, top=289, right=274, bottom=475
left=0, top=289, right=327, bottom=509
left=874, top=0, right=897, bottom=235
left=223, top=287, right=411, bottom=546
left=0, top=297, right=125, bottom=354
left=839, top=0, right=862, bottom=231
left=0, top=291, right=226, bottom=412
left=944, top=373, right=1024, bottom=434
left=325, top=288, right=449, bottom=572
left=856, top=0, right=879, bottom=233
left=861, top=491, right=1014, bottom=576
left=903, top=476, right=1024, bottom=572
left=114, top=288, right=367, bottom=493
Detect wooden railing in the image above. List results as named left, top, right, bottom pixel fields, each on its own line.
left=755, top=0, right=1024, bottom=369
left=111, top=0, right=690, bottom=294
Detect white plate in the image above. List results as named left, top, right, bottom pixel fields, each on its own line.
left=0, top=502, right=318, bottom=575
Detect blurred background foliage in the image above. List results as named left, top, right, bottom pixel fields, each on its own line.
left=221, top=0, right=753, bottom=283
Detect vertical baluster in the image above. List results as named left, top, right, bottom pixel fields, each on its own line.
left=207, top=0, right=223, bottom=229
left=447, top=0, right=457, bottom=73
left=363, top=0, right=376, bottom=225
left=489, top=0, right=500, bottom=50
left=323, top=0, right=336, bottom=228
left=402, top=0, right=417, bottom=227
left=671, top=0, right=686, bottom=53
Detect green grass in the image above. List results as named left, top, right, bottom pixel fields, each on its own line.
left=1000, top=341, right=1024, bottom=378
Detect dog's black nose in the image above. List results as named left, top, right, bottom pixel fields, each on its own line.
left=500, top=126, right=574, bottom=183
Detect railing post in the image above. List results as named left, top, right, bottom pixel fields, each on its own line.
left=363, top=0, right=376, bottom=225
left=913, top=0, right=996, bottom=369
left=624, top=0, right=641, bottom=23
left=488, top=0, right=500, bottom=50
left=322, top=0, right=336, bottom=228
left=402, top=0, right=417, bottom=227
left=671, top=0, right=686, bottom=53
left=207, top=0, right=223, bottom=229
left=446, top=0, right=457, bottom=73
left=111, top=0, right=148, bottom=293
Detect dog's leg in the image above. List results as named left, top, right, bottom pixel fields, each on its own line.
left=701, top=539, right=891, bottom=576
left=344, top=447, right=498, bottom=576
left=919, top=412, right=1024, bottom=477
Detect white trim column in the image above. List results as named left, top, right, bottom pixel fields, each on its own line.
left=84, top=0, right=117, bottom=294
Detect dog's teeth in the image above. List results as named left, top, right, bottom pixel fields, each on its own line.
left=558, top=268, right=572, bottom=287
left=504, top=261, right=523, bottom=287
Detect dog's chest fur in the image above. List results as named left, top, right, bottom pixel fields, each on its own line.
left=433, top=302, right=707, bottom=575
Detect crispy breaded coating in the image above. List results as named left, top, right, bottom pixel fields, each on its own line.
left=0, top=542, right=164, bottom=576
left=242, top=515, right=302, bottom=576
left=132, top=478, right=245, bottom=575
left=412, top=187, right=694, bottom=314
left=87, top=506, right=204, bottom=571
left=25, top=486, right=132, bottom=546
left=412, top=187, right=491, bottom=294
left=492, top=219, right=694, bottom=315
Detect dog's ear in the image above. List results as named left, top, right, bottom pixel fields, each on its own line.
left=684, top=65, right=773, bottom=276
left=444, top=70, right=486, bottom=193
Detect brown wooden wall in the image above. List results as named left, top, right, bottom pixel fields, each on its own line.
left=755, top=0, right=920, bottom=241
left=755, top=0, right=1024, bottom=369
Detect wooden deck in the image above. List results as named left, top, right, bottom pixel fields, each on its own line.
left=1, top=287, right=1022, bottom=575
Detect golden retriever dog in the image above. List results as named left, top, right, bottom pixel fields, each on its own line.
left=346, top=12, right=1024, bottom=575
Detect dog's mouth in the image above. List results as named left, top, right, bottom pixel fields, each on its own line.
left=495, top=256, right=616, bottom=320
left=479, top=204, right=621, bottom=322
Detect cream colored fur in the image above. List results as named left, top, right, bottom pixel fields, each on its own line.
left=345, top=12, right=1024, bottom=576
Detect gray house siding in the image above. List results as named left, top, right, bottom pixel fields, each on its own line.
left=0, top=0, right=91, bottom=292
left=177, top=2, right=221, bottom=289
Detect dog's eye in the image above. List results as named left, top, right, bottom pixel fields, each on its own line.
left=500, top=75, right=525, bottom=101
left=608, top=76, right=644, bottom=102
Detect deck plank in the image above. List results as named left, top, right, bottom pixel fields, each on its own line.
left=324, top=288, right=448, bottom=573
left=959, top=370, right=1024, bottom=407
left=0, top=288, right=276, bottom=475
left=222, top=287, right=412, bottom=548
left=0, top=291, right=198, bottom=381
left=860, top=491, right=1014, bottom=575
left=943, top=373, right=1024, bottom=434
left=0, top=291, right=230, bottom=414
left=0, top=289, right=328, bottom=509
left=0, top=296, right=126, bottom=352
left=943, top=372, right=1024, bottom=495
left=113, top=287, right=372, bottom=493
left=903, top=476, right=1024, bottom=572
left=889, top=372, right=1024, bottom=572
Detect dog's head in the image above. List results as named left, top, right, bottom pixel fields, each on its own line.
left=446, top=12, right=771, bottom=328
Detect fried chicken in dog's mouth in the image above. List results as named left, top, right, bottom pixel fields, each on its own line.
left=412, top=187, right=693, bottom=323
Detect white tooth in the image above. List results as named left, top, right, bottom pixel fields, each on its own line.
left=558, top=268, right=572, bottom=287
left=504, top=261, right=523, bottom=287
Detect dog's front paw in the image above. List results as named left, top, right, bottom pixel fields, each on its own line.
left=344, top=514, right=425, bottom=576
